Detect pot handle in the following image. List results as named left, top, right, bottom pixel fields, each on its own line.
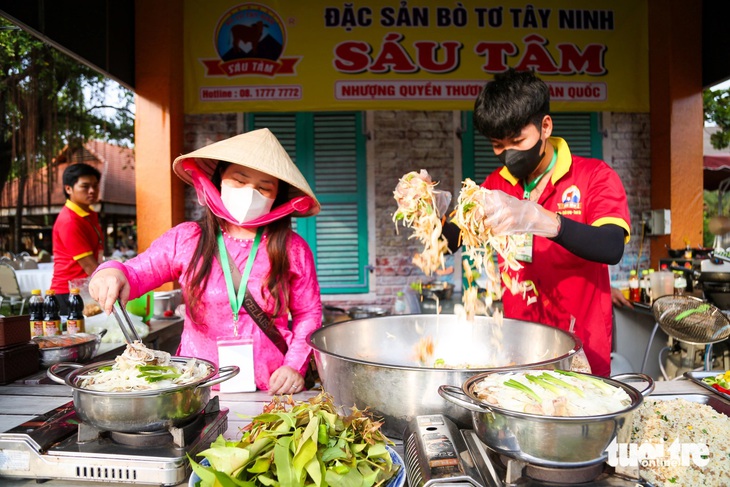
left=438, top=385, right=494, bottom=413
left=610, top=372, right=655, bottom=397
left=47, top=362, right=84, bottom=385
left=197, top=365, right=240, bottom=389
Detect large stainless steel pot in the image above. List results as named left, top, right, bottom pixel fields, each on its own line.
left=439, top=371, right=654, bottom=467
left=47, top=357, right=239, bottom=432
left=307, top=314, right=582, bottom=439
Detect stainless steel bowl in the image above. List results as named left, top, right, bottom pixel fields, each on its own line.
left=35, top=330, right=106, bottom=368
left=307, top=314, right=582, bottom=439
left=439, top=371, right=654, bottom=467
left=47, top=357, right=239, bottom=432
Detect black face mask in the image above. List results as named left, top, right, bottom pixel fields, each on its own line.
left=496, top=137, right=546, bottom=180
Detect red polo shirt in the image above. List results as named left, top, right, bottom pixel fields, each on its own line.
left=51, top=200, right=103, bottom=294
left=483, top=137, right=631, bottom=376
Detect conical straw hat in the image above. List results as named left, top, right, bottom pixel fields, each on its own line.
left=173, top=128, right=319, bottom=217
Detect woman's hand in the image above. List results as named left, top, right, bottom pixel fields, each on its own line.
left=268, top=365, right=305, bottom=395
left=89, top=268, right=130, bottom=314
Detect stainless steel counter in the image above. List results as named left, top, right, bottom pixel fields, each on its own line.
left=0, top=377, right=717, bottom=487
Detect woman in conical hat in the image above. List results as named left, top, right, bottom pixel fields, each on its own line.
left=90, top=129, right=322, bottom=395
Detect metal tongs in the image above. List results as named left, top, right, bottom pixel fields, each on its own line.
left=111, top=300, right=142, bottom=344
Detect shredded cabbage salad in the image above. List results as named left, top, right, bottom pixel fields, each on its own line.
left=392, top=170, right=451, bottom=276
left=451, top=179, right=527, bottom=321
left=77, top=341, right=209, bottom=392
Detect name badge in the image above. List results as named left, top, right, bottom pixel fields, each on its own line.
left=513, top=233, right=534, bottom=263
left=217, top=336, right=255, bottom=392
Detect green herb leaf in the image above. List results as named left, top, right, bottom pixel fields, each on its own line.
left=191, top=393, right=398, bottom=487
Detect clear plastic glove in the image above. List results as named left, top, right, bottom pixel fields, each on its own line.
left=433, top=189, right=452, bottom=218
left=480, top=189, right=560, bottom=237
left=393, top=170, right=451, bottom=219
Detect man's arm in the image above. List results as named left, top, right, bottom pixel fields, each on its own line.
left=549, top=218, right=625, bottom=265
left=77, top=255, right=100, bottom=276
left=443, top=212, right=625, bottom=265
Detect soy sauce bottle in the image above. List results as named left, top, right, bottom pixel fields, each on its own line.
left=66, top=288, right=85, bottom=334
left=42, top=290, right=61, bottom=336
left=28, top=289, right=44, bottom=337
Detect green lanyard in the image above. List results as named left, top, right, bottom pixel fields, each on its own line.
left=523, top=148, right=557, bottom=200
left=217, top=227, right=263, bottom=334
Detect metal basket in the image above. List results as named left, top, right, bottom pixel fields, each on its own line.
left=652, top=295, right=730, bottom=345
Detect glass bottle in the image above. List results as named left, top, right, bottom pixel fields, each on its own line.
left=394, top=291, right=407, bottom=315
left=674, top=271, right=687, bottom=296
left=639, top=270, right=649, bottom=304
left=66, top=288, right=85, bottom=334
left=28, top=289, right=44, bottom=337
left=42, top=290, right=61, bottom=336
left=629, top=270, right=640, bottom=302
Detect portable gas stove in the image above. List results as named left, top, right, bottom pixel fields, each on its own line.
left=0, top=396, right=227, bottom=485
left=403, top=415, right=655, bottom=487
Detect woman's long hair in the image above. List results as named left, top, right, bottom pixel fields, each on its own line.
left=183, top=161, right=293, bottom=322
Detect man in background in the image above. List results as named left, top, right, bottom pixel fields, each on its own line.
left=51, top=163, right=103, bottom=314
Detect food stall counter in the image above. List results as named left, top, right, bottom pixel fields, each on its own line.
left=0, top=379, right=718, bottom=487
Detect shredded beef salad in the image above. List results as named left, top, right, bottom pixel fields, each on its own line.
left=77, top=341, right=209, bottom=392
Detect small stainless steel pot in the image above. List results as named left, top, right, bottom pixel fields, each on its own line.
left=47, top=357, right=239, bottom=432
left=36, top=330, right=106, bottom=368
left=439, top=371, right=654, bottom=467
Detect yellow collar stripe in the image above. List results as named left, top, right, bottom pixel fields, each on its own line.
left=65, top=199, right=90, bottom=217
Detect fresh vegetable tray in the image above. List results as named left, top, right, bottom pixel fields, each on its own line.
left=684, top=370, right=730, bottom=401
left=189, top=447, right=406, bottom=487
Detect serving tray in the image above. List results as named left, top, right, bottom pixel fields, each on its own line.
left=684, top=370, right=730, bottom=402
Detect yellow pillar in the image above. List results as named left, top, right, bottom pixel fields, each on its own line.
left=648, top=0, right=704, bottom=268
left=134, top=1, right=185, bottom=272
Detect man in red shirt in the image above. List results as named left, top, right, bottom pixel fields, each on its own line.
left=51, top=163, right=103, bottom=314
left=444, top=69, right=630, bottom=376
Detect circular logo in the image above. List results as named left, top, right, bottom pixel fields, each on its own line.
left=215, top=3, right=285, bottom=62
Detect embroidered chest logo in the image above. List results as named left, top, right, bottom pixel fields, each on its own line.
left=558, top=185, right=582, bottom=211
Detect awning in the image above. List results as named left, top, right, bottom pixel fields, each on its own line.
left=705, top=155, right=730, bottom=191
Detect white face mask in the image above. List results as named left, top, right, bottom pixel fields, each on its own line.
left=220, top=183, right=275, bottom=225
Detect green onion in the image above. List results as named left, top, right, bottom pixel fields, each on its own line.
left=539, top=373, right=585, bottom=397
left=674, top=304, right=710, bottom=321
left=504, top=379, right=541, bottom=402
left=526, top=375, right=561, bottom=395
left=554, top=370, right=615, bottom=393
left=137, top=365, right=182, bottom=383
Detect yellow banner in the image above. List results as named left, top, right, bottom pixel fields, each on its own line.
left=184, top=0, right=649, bottom=113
